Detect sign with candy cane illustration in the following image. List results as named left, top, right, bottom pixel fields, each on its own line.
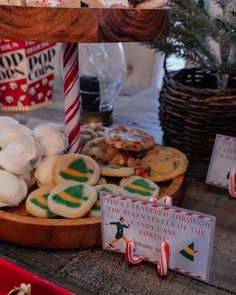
left=206, top=134, right=236, bottom=189
left=101, top=194, right=215, bottom=282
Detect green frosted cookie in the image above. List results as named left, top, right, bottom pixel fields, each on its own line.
left=119, top=176, right=159, bottom=201
left=54, top=154, right=100, bottom=185
left=88, top=184, right=127, bottom=217
left=26, top=186, right=55, bottom=218
left=48, top=181, right=97, bottom=218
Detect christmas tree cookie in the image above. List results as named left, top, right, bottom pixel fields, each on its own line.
left=54, top=154, right=100, bottom=185
left=26, top=186, right=55, bottom=218
left=120, top=176, right=159, bottom=200
left=88, top=184, right=127, bottom=217
left=48, top=181, right=97, bottom=218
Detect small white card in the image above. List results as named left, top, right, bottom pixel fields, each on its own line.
left=101, top=194, right=215, bottom=283
left=206, top=134, right=236, bottom=188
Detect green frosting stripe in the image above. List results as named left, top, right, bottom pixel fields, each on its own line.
left=59, top=171, right=88, bottom=183
left=31, top=193, right=49, bottom=210
left=125, top=186, right=152, bottom=196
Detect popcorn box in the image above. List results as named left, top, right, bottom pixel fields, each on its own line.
left=0, top=39, right=56, bottom=111
left=0, top=258, right=75, bottom=295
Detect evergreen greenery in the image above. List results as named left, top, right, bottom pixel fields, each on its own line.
left=148, top=0, right=236, bottom=88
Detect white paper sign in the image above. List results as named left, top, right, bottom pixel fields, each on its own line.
left=206, top=134, right=236, bottom=188
left=101, top=194, right=215, bottom=282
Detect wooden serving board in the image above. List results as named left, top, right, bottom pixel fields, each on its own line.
left=0, top=6, right=170, bottom=43
left=0, top=175, right=184, bottom=249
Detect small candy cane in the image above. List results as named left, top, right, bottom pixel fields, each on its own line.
left=228, top=172, right=236, bottom=198
left=158, top=241, right=170, bottom=276
left=162, top=195, right=172, bottom=206
left=125, top=240, right=143, bottom=264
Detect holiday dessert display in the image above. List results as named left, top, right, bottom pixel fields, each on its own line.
left=0, top=117, right=186, bottom=248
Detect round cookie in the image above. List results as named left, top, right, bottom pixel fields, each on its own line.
left=0, top=135, right=44, bottom=175
left=88, top=184, right=128, bottom=217
left=105, top=124, right=155, bottom=152
left=26, top=186, right=55, bottom=218
left=54, top=154, right=100, bottom=185
left=81, top=137, right=130, bottom=166
left=100, top=165, right=134, bottom=177
left=120, top=176, right=159, bottom=201
left=35, top=155, right=60, bottom=187
left=0, top=170, right=28, bottom=207
left=128, top=145, right=188, bottom=182
left=48, top=181, right=97, bottom=218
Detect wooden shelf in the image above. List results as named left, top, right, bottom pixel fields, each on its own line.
left=0, top=6, right=170, bottom=43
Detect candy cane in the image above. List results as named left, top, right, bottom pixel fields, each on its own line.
left=125, top=240, right=143, bottom=264
left=63, top=43, right=81, bottom=153
left=228, top=172, right=236, bottom=198
left=158, top=241, right=169, bottom=276
left=162, top=195, right=172, bottom=206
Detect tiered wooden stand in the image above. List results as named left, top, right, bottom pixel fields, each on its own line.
left=0, top=5, right=174, bottom=249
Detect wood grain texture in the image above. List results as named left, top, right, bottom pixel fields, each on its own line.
left=0, top=5, right=170, bottom=42
left=0, top=175, right=183, bottom=249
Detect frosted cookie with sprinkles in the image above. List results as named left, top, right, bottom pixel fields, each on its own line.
left=54, top=154, right=100, bottom=186
left=48, top=181, right=97, bottom=218
left=100, top=165, right=134, bottom=178
left=88, top=184, right=127, bottom=217
left=120, top=176, right=159, bottom=201
left=26, top=186, right=55, bottom=218
left=105, top=124, right=155, bottom=152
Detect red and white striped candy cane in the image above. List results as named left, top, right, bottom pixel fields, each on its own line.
left=63, top=43, right=81, bottom=153
left=228, top=172, right=236, bottom=198
left=125, top=240, right=143, bottom=264
left=162, top=196, right=172, bottom=206
left=158, top=241, right=169, bottom=276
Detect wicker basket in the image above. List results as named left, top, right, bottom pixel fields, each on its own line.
left=159, top=67, right=236, bottom=161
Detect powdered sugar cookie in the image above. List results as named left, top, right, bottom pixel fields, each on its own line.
left=128, top=145, right=188, bottom=182
left=88, top=184, right=127, bottom=217
left=26, top=186, right=55, bottom=218
left=0, top=170, right=28, bottom=207
left=0, top=123, right=32, bottom=148
left=0, top=135, right=43, bottom=175
left=48, top=181, right=97, bottom=218
left=54, top=154, right=100, bottom=185
left=35, top=155, right=60, bottom=187
left=100, top=165, right=134, bottom=177
left=120, top=176, right=159, bottom=200
left=0, top=116, right=19, bottom=126
left=106, top=124, right=155, bottom=152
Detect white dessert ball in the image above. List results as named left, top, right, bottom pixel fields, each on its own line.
left=35, top=155, right=60, bottom=187
left=0, top=124, right=32, bottom=148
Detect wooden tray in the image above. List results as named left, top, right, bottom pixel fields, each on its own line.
left=0, top=6, right=170, bottom=42
left=0, top=175, right=184, bottom=249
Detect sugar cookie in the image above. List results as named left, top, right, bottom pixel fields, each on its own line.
left=48, top=181, right=97, bottom=218
left=0, top=170, right=28, bottom=207
left=26, top=186, right=55, bottom=218
left=100, top=165, right=134, bottom=177
left=88, top=184, right=127, bottom=217
left=128, top=145, right=188, bottom=182
left=120, top=176, right=159, bottom=200
left=54, top=154, right=100, bottom=185
left=35, top=155, right=60, bottom=187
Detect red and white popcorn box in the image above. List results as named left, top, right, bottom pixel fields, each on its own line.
left=0, top=39, right=56, bottom=111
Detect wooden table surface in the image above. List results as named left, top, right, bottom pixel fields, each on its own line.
left=0, top=80, right=235, bottom=295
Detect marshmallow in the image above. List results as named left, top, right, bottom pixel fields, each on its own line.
left=34, top=123, right=68, bottom=156
left=0, top=124, right=32, bottom=148
left=0, top=135, right=44, bottom=175
left=35, top=155, right=60, bottom=187
left=0, top=170, right=28, bottom=207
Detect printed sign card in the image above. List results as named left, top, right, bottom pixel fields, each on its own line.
left=101, top=194, right=216, bottom=282
left=206, top=134, right=236, bottom=188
